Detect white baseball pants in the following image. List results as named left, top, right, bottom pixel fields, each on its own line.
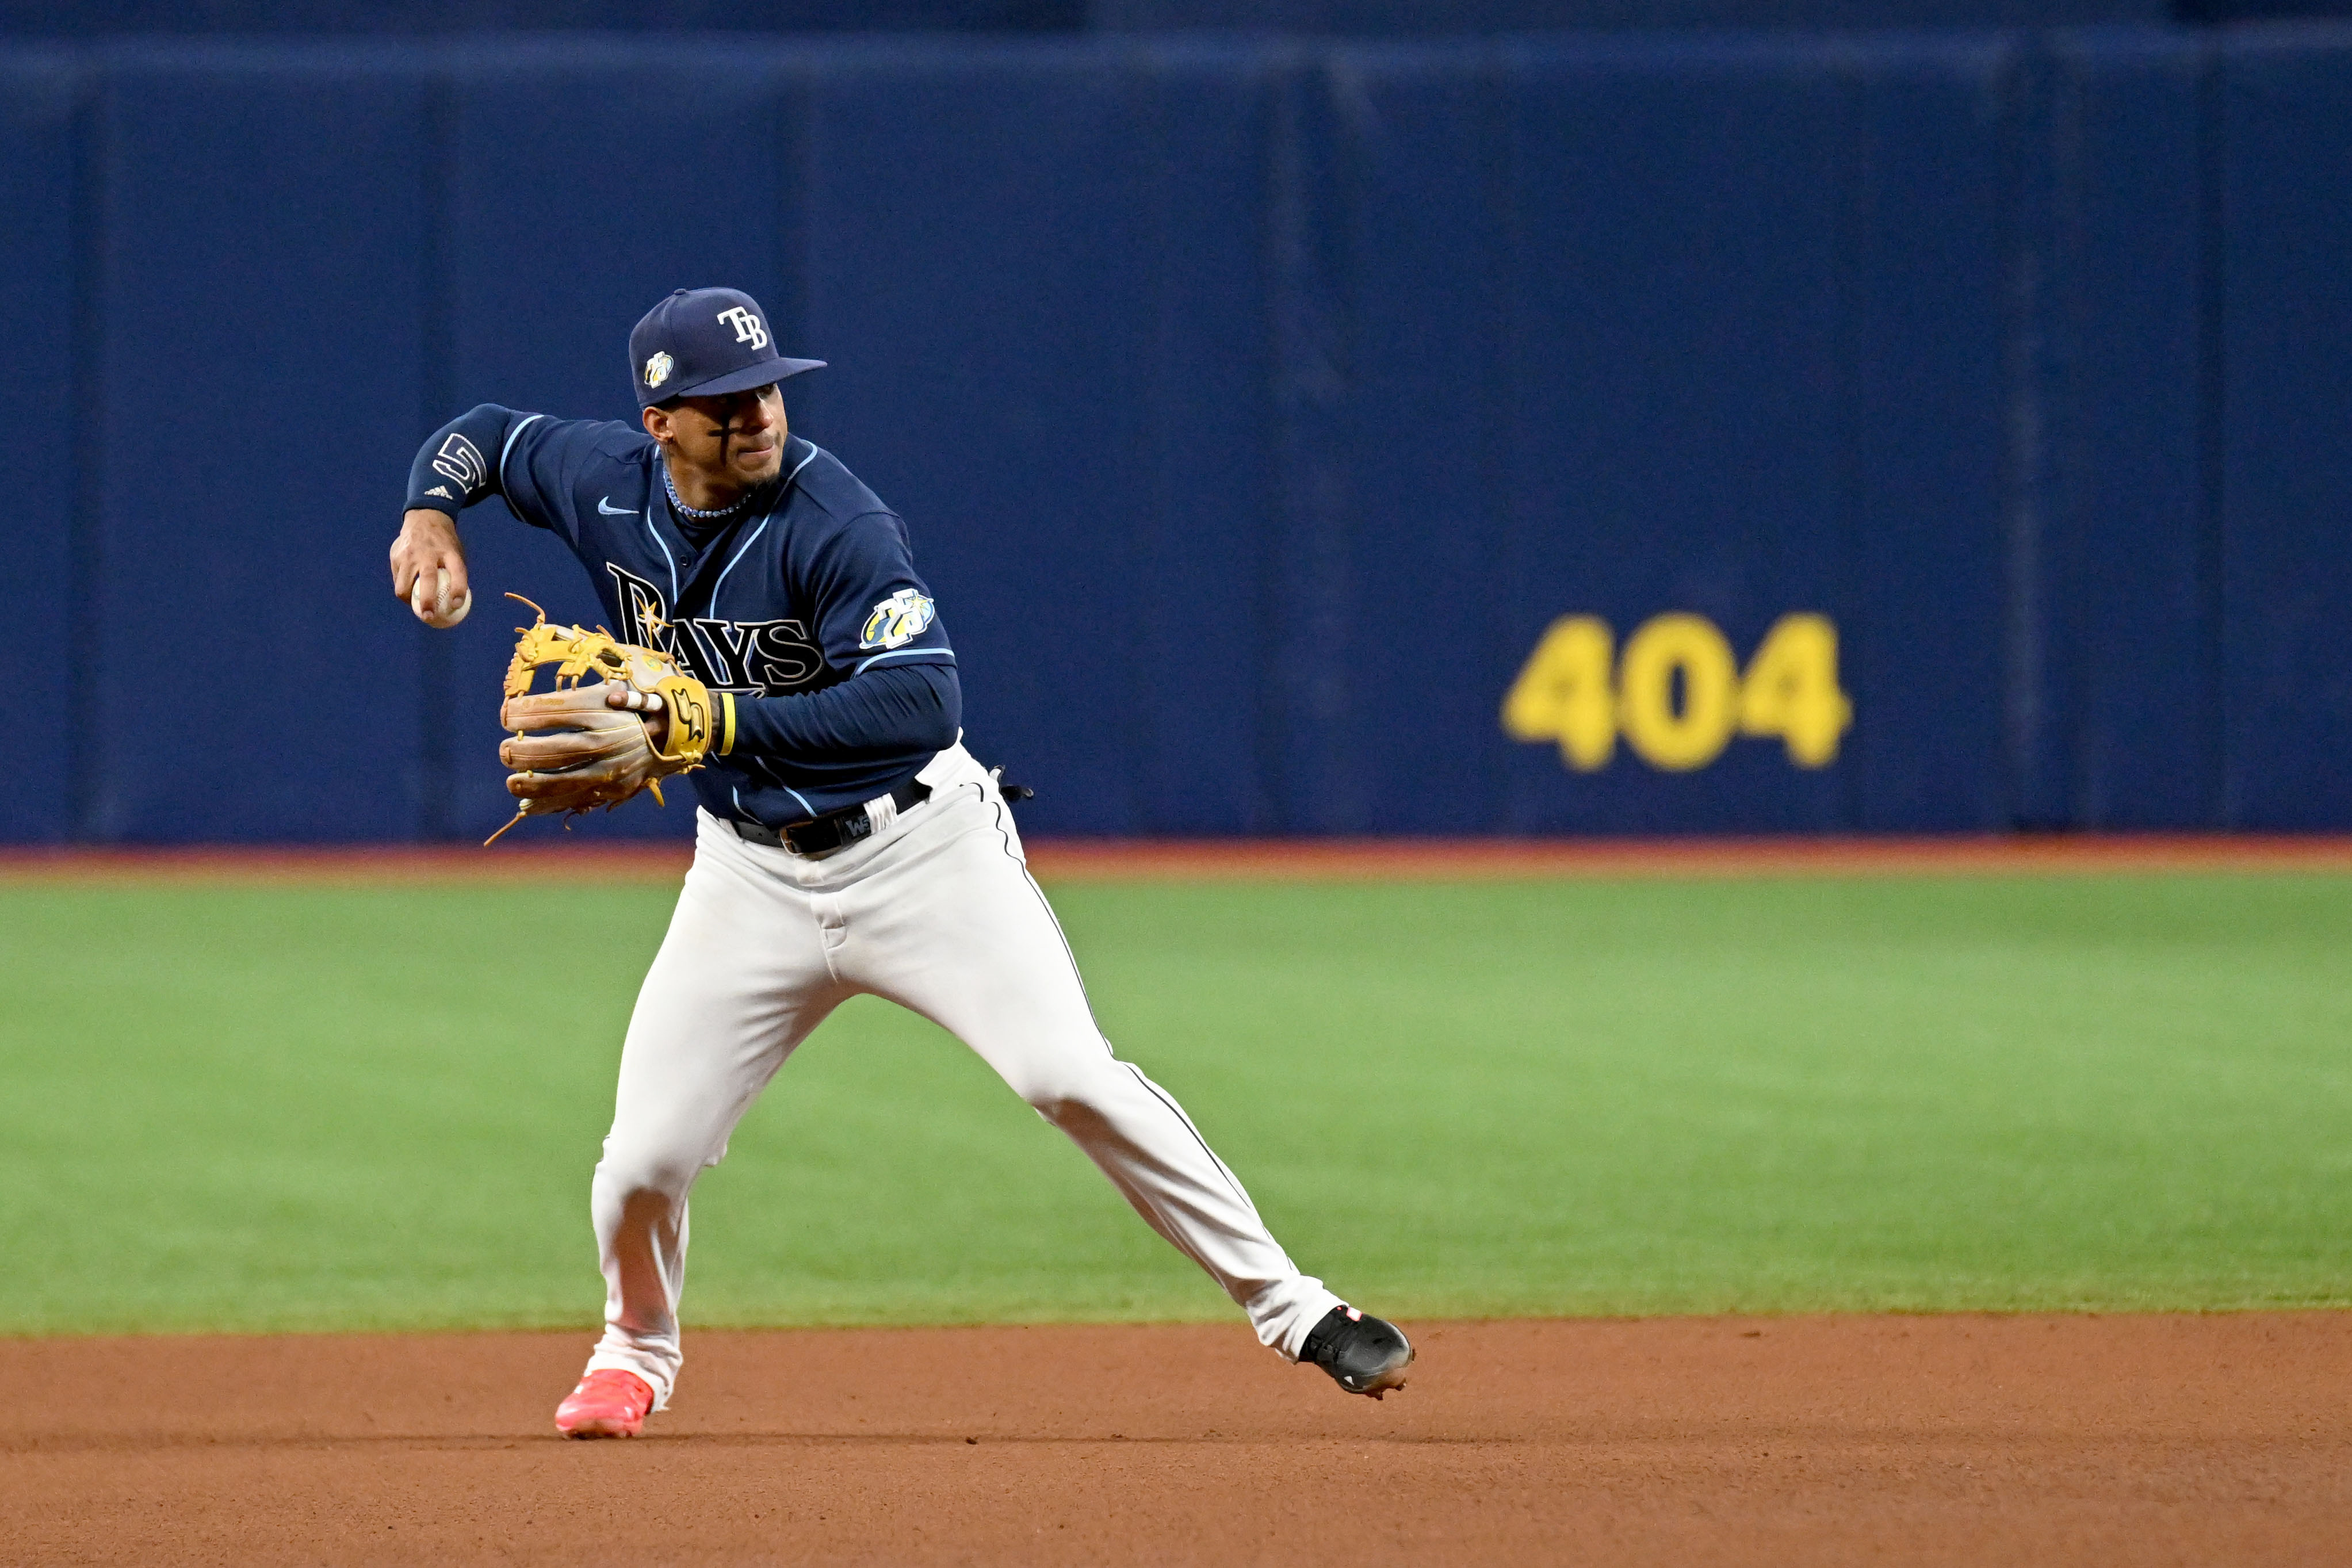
left=582, top=743, right=1341, bottom=1406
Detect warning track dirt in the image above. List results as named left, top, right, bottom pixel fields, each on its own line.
left=7, top=1314, right=2349, bottom=1566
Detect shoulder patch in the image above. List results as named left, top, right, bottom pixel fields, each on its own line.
left=858, top=588, right=936, bottom=651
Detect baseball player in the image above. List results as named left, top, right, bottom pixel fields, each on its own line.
left=387, top=287, right=1413, bottom=1437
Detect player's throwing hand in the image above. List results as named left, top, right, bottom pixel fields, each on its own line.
left=389, top=506, right=473, bottom=627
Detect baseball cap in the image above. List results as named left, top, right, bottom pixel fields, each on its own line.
left=629, top=287, right=825, bottom=408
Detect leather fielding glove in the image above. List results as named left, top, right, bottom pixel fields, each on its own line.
left=487, top=595, right=717, bottom=844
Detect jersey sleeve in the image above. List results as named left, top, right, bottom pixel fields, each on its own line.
left=722, top=660, right=961, bottom=765
left=485, top=414, right=613, bottom=545
left=404, top=404, right=521, bottom=517
left=800, top=511, right=957, bottom=676
left=401, top=404, right=608, bottom=546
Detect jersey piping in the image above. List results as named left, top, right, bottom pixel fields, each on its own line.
left=855, top=647, right=959, bottom=675
left=707, top=515, right=773, bottom=613
left=496, top=414, right=545, bottom=486
left=641, top=514, right=680, bottom=601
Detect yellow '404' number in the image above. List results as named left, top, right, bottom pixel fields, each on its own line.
left=1501, top=613, right=1852, bottom=772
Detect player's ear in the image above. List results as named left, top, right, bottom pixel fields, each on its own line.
left=641, top=404, right=671, bottom=444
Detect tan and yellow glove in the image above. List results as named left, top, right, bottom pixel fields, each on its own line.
left=485, top=596, right=718, bottom=844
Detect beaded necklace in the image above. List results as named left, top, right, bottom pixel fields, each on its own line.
left=662, top=462, right=758, bottom=522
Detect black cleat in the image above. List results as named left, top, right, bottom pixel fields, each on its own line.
left=1300, top=1305, right=1414, bottom=1399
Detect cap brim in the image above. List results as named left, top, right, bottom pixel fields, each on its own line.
left=671, top=358, right=827, bottom=400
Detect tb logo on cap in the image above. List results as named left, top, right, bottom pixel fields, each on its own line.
left=716, top=306, right=770, bottom=351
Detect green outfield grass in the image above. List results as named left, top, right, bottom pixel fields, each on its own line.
left=1, top=871, right=2347, bottom=1336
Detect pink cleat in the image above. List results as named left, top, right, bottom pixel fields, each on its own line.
left=554, top=1369, right=656, bottom=1439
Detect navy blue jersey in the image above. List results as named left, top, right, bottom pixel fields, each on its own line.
left=412, top=406, right=958, bottom=825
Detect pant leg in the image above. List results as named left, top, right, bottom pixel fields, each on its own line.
left=833, top=775, right=1343, bottom=1360
left=584, top=815, right=851, bottom=1405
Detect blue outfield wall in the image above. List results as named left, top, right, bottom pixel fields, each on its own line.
left=0, top=54, right=75, bottom=846
left=0, top=27, right=2345, bottom=842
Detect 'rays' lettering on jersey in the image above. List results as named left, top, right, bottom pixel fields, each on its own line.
left=606, top=565, right=825, bottom=695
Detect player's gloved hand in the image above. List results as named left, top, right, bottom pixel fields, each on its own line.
left=485, top=599, right=717, bottom=844
left=604, top=685, right=672, bottom=750
left=499, top=686, right=692, bottom=814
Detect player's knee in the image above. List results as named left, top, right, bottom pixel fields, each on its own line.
left=1023, top=1086, right=1077, bottom=1125
left=1014, top=1056, right=1130, bottom=1125
left=594, top=1142, right=701, bottom=1205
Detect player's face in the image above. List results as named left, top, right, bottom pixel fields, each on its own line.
left=661, top=384, right=789, bottom=490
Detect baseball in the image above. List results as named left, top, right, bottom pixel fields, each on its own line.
left=410, top=567, right=472, bottom=628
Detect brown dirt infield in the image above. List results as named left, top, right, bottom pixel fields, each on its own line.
left=7, top=1315, right=2347, bottom=1566
left=4, top=833, right=2351, bottom=884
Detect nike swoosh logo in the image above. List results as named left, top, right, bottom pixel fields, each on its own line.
left=598, top=496, right=638, bottom=516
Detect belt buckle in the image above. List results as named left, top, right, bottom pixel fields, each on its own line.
left=775, top=797, right=888, bottom=857
left=732, top=817, right=785, bottom=850
left=783, top=812, right=854, bottom=856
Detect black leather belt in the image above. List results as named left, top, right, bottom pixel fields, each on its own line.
left=728, top=778, right=931, bottom=855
